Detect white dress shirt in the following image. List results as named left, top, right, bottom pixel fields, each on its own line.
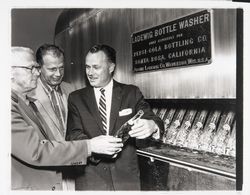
left=94, top=79, right=113, bottom=135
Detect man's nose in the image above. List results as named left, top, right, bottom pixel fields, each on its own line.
left=34, top=68, right=40, bottom=76
left=54, top=69, right=61, bottom=76
left=87, top=67, right=93, bottom=75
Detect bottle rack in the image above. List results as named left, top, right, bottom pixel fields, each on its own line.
left=137, top=99, right=236, bottom=190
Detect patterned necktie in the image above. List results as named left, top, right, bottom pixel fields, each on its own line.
left=99, top=88, right=107, bottom=132
left=50, top=89, right=66, bottom=135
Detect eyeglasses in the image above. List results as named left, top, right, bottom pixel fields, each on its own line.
left=12, top=65, right=41, bottom=73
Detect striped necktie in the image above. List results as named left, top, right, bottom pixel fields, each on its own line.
left=50, top=88, right=66, bottom=136
left=99, top=88, right=107, bottom=132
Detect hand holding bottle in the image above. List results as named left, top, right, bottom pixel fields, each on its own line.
left=129, top=119, right=158, bottom=139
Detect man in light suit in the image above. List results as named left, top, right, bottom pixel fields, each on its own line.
left=29, top=44, right=76, bottom=190
left=66, top=44, right=164, bottom=190
left=30, top=44, right=72, bottom=140
left=11, top=46, right=123, bottom=190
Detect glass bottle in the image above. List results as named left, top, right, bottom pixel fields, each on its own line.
left=174, top=109, right=197, bottom=147
left=158, top=108, right=168, bottom=120
left=225, top=121, right=236, bottom=157
left=185, top=110, right=208, bottom=150
left=164, top=109, right=186, bottom=145
left=198, top=110, right=221, bottom=152
left=211, top=111, right=235, bottom=155
left=162, top=108, right=176, bottom=143
left=115, top=110, right=144, bottom=143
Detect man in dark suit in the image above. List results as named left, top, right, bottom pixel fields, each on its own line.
left=11, top=46, right=123, bottom=190
left=66, top=44, right=164, bottom=190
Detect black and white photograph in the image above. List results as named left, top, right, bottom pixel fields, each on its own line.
left=1, top=0, right=250, bottom=194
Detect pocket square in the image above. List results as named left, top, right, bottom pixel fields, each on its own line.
left=119, top=108, right=132, bottom=116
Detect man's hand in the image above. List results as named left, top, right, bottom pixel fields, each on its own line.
left=129, top=119, right=158, bottom=139
left=90, top=135, right=123, bottom=155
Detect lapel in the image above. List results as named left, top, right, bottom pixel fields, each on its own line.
left=60, top=81, right=69, bottom=126
left=59, top=83, right=69, bottom=126
left=32, top=79, right=61, bottom=130
left=28, top=97, right=57, bottom=141
left=61, top=92, right=68, bottom=125
left=83, top=86, right=106, bottom=135
left=109, top=80, right=122, bottom=135
left=11, top=91, right=50, bottom=140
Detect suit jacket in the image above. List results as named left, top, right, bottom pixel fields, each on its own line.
left=28, top=79, right=76, bottom=190
left=66, top=80, right=164, bottom=190
left=29, top=79, right=74, bottom=140
left=11, top=91, right=88, bottom=190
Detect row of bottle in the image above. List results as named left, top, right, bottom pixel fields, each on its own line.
left=152, top=107, right=236, bottom=157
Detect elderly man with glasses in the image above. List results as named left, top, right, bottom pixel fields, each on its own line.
left=11, top=47, right=123, bottom=190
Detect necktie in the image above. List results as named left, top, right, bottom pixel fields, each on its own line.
left=51, top=89, right=66, bottom=135
left=99, top=88, right=107, bottom=132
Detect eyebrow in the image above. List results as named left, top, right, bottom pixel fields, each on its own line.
left=86, top=64, right=100, bottom=68
left=47, top=63, right=64, bottom=68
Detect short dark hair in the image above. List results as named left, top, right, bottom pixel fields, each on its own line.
left=36, top=44, right=64, bottom=66
left=87, top=44, right=116, bottom=64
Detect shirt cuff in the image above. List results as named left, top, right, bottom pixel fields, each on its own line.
left=152, top=126, right=160, bottom=140
left=86, top=140, right=92, bottom=156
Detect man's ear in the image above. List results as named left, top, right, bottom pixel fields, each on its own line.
left=109, top=63, right=116, bottom=73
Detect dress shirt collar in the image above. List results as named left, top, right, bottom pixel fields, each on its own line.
left=93, top=79, right=113, bottom=93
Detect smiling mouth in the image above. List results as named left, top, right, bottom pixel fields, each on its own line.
left=53, top=78, right=62, bottom=81
left=88, top=77, right=97, bottom=81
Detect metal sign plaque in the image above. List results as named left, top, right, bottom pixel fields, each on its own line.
left=132, top=10, right=212, bottom=72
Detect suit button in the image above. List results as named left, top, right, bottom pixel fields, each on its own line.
left=52, top=186, right=55, bottom=191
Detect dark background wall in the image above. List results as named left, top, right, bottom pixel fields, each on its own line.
left=11, top=9, right=63, bottom=52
